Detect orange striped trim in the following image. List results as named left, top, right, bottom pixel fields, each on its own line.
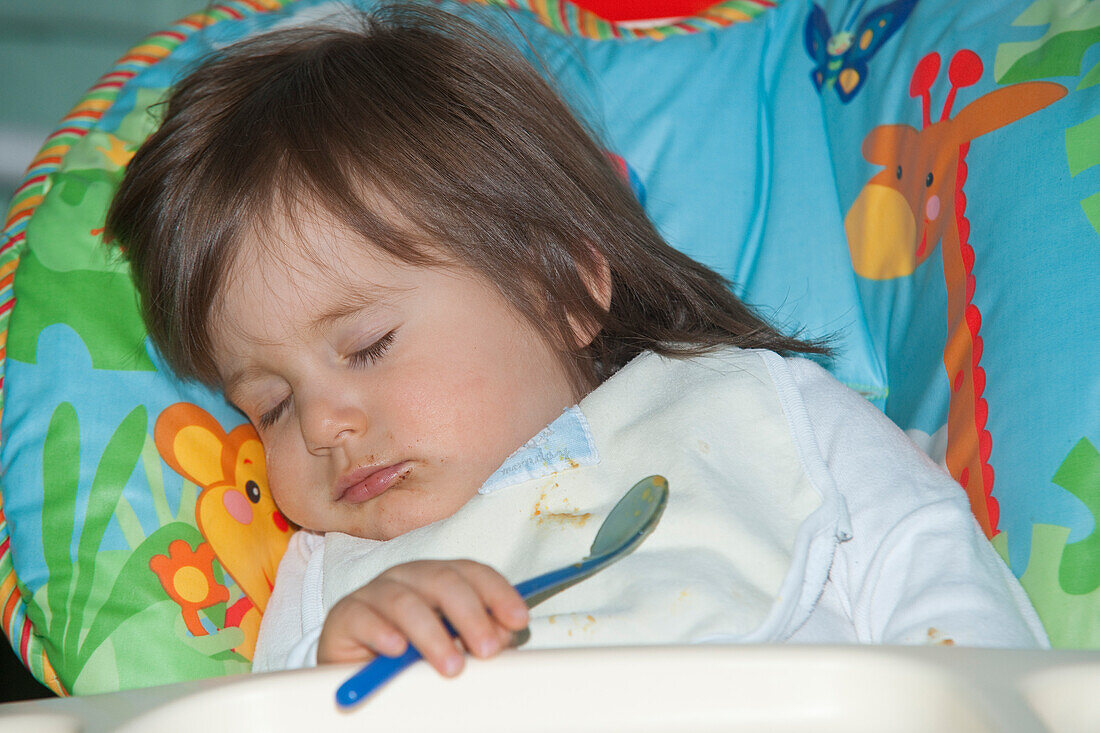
left=582, top=10, right=599, bottom=37
left=1, top=576, right=17, bottom=630
left=118, top=53, right=166, bottom=65
left=40, top=652, right=65, bottom=697
left=126, top=44, right=174, bottom=60
left=60, top=112, right=104, bottom=125
left=3, top=210, right=32, bottom=230
left=34, top=145, right=68, bottom=161
left=65, top=99, right=114, bottom=116
left=5, top=196, right=44, bottom=223
left=30, top=156, right=62, bottom=169
left=177, top=13, right=212, bottom=30
left=708, top=6, right=752, bottom=23
left=531, top=0, right=549, bottom=24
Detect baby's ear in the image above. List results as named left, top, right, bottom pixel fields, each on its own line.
left=568, top=245, right=611, bottom=349
left=584, top=248, right=612, bottom=313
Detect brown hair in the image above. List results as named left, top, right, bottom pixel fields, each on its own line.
left=106, top=2, right=828, bottom=393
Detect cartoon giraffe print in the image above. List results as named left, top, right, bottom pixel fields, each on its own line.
left=844, top=50, right=1065, bottom=537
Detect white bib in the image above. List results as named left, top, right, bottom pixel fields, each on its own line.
left=323, top=348, right=850, bottom=647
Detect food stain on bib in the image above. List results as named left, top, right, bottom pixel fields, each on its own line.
left=531, top=488, right=591, bottom=528
left=926, top=627, right=955, bottom=646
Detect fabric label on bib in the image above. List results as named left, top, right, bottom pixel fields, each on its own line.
left=478, top=406, right=599, bottom=495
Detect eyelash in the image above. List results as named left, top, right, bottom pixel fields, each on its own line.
left=254, top=330, right=396, bottom=431
left=347, top=329, right=396, bottom=368
left=257, top=397, right=290, bottom=431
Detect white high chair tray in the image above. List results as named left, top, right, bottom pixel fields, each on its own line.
left=1, top=644, right=1096, bottom=732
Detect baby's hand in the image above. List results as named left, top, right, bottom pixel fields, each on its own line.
left=317, top=560, right=529, bottom=676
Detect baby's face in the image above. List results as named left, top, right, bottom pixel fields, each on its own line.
left=211, top=214, right=580, bottom=540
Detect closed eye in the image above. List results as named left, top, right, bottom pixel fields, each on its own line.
left=257, top=396, right=291, bottom=431
left=347, top=329, right=396, bottom=368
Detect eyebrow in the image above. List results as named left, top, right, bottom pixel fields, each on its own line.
left=306, top=285, right=394, bottom=332
left=222, top=366, right=268, bottom=408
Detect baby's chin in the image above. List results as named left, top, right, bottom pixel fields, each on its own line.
left=346, top=514, right=447, bottom=542
left=332, top=489, right=475, bottom=542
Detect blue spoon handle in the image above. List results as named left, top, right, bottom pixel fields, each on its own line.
left=335, top=645, right=424, bottom=707
left=334, top=556, right=609, bottom=708
left=512, top=554, right=606, bottom=600
left=335, top=615, right=465, bottom=706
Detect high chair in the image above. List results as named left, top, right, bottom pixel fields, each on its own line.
left=0, top=0, right=1097, bottom=728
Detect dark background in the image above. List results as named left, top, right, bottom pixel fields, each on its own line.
left=1, top=638, right=52, bottom=703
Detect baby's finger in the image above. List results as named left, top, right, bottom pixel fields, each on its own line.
left=382, top=585, right=467, bottom=676
left=451, top=560, right=530, bottom=631
left=425, top=567, right=509, bottom=659
left=318, top=597, right=407, bottom=664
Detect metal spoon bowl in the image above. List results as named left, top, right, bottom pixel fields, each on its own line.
left=336, top=475, right=669, bottom=707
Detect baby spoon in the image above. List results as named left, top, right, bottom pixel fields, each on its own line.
left=335, top=474, right=669, bottom=707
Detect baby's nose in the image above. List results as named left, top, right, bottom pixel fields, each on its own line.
left=299, top=395, right=366, bottom=453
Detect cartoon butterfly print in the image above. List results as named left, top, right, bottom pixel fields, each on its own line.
left=804, top=0, right=919, bottom=103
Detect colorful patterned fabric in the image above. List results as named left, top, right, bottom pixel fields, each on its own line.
left=812, top=0, right=1100, bottom=647
left=0, top=0, right=300, bottom=694
left=1, top=0, right=1097, bottom=697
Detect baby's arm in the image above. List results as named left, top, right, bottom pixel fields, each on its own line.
left=319, top=559, right=529, bottom=676
left=850, top=496, right=1046, bottom=647
left=787, top=357, right=1048, bottom=647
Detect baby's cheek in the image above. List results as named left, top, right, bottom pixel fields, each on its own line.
left=263, top=457, right=312, bottom=529
left=396, top=373, right=487, bottom=443
left=398, top=388, right=500, bottom=491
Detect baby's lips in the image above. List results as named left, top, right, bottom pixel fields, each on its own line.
left=337, top=461, right=412, bottom=503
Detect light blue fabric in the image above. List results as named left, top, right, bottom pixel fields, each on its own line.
left=479, top=407, right=599, bottom=495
